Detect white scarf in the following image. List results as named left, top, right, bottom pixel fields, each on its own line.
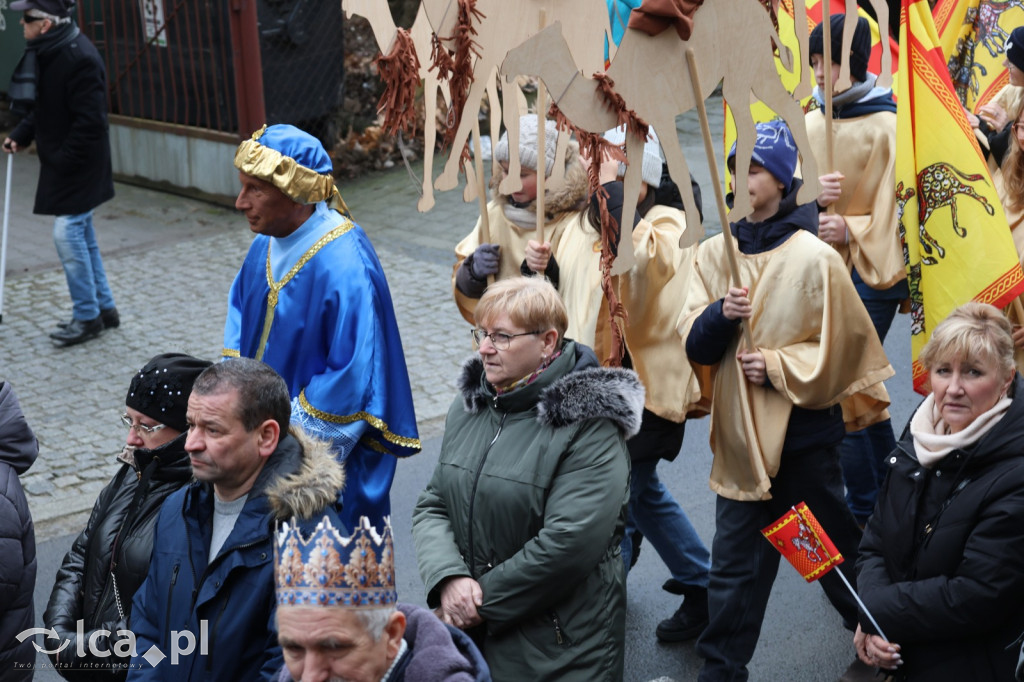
left=502, top=202, right=539, bottom=230
left=910, top=394, right=1012, bottom=468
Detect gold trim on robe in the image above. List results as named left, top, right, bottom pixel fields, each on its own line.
left=298, top=391, right=422, bottom=450
left=679, top=231, right=893, bottom=501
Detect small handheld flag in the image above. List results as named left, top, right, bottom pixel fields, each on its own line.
left=762, top=502, right=889, bottom=642
left=761, top=501, right=844, bottom=582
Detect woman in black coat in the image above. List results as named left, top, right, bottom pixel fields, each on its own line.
left=855, top=303, right=1024, bottom=681
left=43, top=354, right=210, bottom=680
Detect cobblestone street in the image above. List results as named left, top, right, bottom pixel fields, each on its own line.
left=1, top=149, right=478, bottom=533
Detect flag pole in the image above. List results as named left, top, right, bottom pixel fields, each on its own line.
left=832, top=565, right=889, bottom=643
left=0, top=153, right=12, bottom=324
left=534, top=9, right=548, bottom=277
left=685, top=47, right=755, bottom=350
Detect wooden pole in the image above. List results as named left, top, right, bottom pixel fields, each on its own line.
left=685, top=48, right=755, bottom=350
left=534, top=10, right=548, bottom=275
left=472, top=117, right=491, bottom=244
left=822, top=0, right=836, bottom=193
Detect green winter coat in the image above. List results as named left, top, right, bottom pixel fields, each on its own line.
left=413, top=342, right=643, bottom=682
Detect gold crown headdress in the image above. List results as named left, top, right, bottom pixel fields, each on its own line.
left=274, top=515, right=397, bottom=608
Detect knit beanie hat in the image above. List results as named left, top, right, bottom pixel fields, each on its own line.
left=126, top=353, right=213, bottom=432
left=601, top=126, right=663, bottom=188
left=494, top=115, right=560, bottom=177
left=728, top=120, right=798, bottom=190
left=809, top=15, right=871, bottom=83
left=1007, top=27, right=1024, bottom=71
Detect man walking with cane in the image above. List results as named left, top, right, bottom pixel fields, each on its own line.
left=3, top=0, right=119, bottom=346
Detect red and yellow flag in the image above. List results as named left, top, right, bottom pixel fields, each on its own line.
left=761, top=502, right=844, bottom=582
left=723, top=0, right=899, bottom=185
left=934, top=0, right=1024, bottom=112
left=898, top=0, right=1024, bottom=395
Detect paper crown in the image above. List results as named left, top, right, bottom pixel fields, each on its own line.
left=274, top=515, right=397, bottom=608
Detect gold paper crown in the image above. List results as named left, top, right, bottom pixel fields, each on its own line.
left=274, top=515, right=397, bottom=608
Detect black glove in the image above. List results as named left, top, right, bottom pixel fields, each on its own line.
left=469, top=244, right=500, bottom=279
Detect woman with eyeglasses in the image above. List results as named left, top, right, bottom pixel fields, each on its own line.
left=43, top=353, right=211, bottom=681
left=412, top=277, right=642, bottom=682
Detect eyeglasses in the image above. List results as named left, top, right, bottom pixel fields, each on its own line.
left=471, top=328, right=541, bottom=350
left=119, top=413, right=167, bottom=436
left=22, top=15, right=47, bottom=23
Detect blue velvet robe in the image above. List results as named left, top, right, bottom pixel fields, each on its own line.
left=223, top=203, right=420, bottom=531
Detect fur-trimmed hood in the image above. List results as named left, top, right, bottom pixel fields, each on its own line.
left=265, top=426, right=345, bottom=521
left=490, top=140, right=590, bottom=219
left=458, top=346, right=645, bottom=438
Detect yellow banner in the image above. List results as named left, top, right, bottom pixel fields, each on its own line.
left=897, top=0, right=1024, bottom=394
left=934, top=0, right=1023, bottom=111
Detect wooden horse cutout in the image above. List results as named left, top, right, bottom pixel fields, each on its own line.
left=501, top=0, right=822, bottom=274
left=835, top=0, right=893, bottom=90
left=422, top=0, right=611, bottom=195
left=342, top=0, right=502, bottom=211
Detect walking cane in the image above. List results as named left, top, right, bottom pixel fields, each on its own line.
left=0, top=153, right=12, bottom=324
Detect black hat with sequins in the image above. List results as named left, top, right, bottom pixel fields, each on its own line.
left=126, top=353, right=213, bottom=432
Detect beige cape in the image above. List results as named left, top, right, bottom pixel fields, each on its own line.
left=678, top=230, right=893, bottom=501
left=806, top=109, right=906, bottom=290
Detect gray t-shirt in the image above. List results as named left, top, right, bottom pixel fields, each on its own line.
left=210, top=493, right=248, bottom=560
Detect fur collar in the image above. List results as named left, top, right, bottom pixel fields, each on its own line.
left=458, top=355, right=644, bottom=438
left=266, top=427, right=345, bottom=520
left=489, top=143, right=590, bottom=219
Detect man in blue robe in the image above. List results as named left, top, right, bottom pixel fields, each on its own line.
left=224, top=124, right=420, bottom=531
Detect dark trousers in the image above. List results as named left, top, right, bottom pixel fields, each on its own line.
left=839, top=293, right=901, bottom=523
left=696, top=445, right=863, bottom=681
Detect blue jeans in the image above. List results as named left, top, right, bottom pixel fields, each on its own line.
left=839, top=291, right=901, bottom=524
left=621, top=459, right=711, bottom=587
left=53, top=212, right=115, bottom=320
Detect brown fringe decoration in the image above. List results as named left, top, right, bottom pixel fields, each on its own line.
left=549, top=101, right=633, bottom=367
left=429, top=0, right=484, bottom=172
left=375, top=29, right=421, bottom=137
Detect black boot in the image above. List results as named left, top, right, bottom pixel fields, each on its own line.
left=655, top=584, right=709, bottom=642
left=55, top=307, right=119, bottom=331
left=50, top=316, right=103, bottom=346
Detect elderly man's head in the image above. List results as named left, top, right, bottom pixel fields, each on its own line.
left=233, top=124, right=340, bottom=238
left=274, top=516, right=404, bottom=682
left=277, top=605, right=405, bottom=682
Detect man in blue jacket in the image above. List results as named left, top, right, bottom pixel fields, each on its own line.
left=127, top=358, right=345, bottom=681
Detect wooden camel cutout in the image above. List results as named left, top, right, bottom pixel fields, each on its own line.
left=422, top=0, right=611, bottom=196
left=834, top=0, right=894, bottom=90
left=341, top=0, right=501, bottom=211
left=501, top=3, right=822, bottom=274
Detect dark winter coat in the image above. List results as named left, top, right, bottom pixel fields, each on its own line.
left=126, top=429, right=345, bottom=681
left=858, top=376, right=1024, bottom=681
left=412, top=342, right=643, bottom=682
left=9, top=25, right=114, bottom=216
left=44, top=434, right=193, bottom=680
left=0, top=383, right=38, bottom=681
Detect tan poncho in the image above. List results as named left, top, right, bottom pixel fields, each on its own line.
left=678, top=230, right=893, bottom=501
left=557, top=205, right=702, bottom=422
left=806, top=109, right=906, bottom=290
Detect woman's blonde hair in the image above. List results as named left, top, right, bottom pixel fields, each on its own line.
left=474, top=277, right=568, bottom=341
left=919, top=302, right=1015, bottom=379
left=1002, top=102, right=1024, bottom=212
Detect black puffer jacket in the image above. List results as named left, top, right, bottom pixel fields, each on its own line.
left=44, top=433, right=192, bottom=680
left=0, top=382, right=38, bottom=681
left=857, top=376, right=1024, bottom=681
